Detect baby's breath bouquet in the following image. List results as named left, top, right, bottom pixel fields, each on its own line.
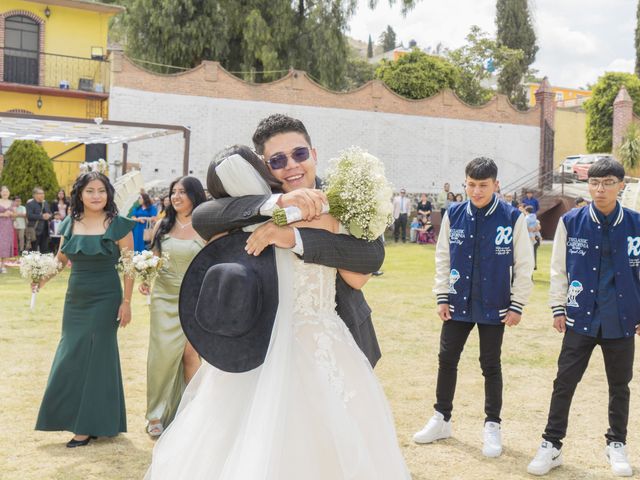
left=117, top=249, right=169, bottom=305
left=79, top=158, right=108, bottom=175
left=19, top=252, right=62, bottom=309
left=273, top=147, right=393, bottom=241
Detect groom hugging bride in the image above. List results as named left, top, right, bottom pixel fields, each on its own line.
left=144, top=114, right=410, bottom=479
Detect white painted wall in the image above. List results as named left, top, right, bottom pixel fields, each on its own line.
left=109, top=86, right=540, bottom=199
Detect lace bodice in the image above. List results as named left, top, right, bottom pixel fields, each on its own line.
left=292, top=260, right=357, bottom=404
left=293, top=260, right=338, bottom=318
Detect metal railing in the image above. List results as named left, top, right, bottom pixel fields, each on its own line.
left=1, top=47, right=110, bottom=93
left=501, top=167, right=576, bottom=209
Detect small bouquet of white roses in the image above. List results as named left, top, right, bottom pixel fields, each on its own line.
left=117, top=249, right=169, bottom=305
left=19, top=251, right=62, bottom=310
left=273, top=147, right=394, bottom=241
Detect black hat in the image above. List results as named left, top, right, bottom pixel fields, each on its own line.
left=179, top=231, right=278, bottom=373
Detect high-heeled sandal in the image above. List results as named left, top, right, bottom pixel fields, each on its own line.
left=147, top=422, right=164, bottom=437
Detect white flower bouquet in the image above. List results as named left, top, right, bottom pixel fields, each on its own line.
left=273, top=147, right=394, bottom=241
left=19, top=252, right=62, bottom=309
left=117, top=249, right=169, bottom=305
left=79, top=158, right=108, bottom=175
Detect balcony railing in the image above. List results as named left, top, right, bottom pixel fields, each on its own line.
left=1, top=47, right=110, bottom=94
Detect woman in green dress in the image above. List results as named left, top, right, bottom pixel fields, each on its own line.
left=35, top=171, right=135, bottom=448
left=141, top=176, right=206, bottom=437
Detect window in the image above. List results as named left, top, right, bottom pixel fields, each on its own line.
left=4, top=15, right=40, bottom=85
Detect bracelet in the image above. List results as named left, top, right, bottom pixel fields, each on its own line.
left=123, top=299, right=131, bottom=304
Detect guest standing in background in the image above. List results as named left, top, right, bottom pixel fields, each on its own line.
left=0, top=186, right=15, bottom=273
left=13, top=196, right=27, bottom=254
left=410, top=216, right=421, bottom=243
left=130, top=193, right=157, bottom=251
left=438, top=182, right=451, bottom=219
left=522, top=190, right=540, bottom=214
left=142, top=176, right=206, bottom=437
left=26, top=187, right=52, bottom=253
left=417, top=193, right=433, bottom=221
left=525, top=205, right=541, bottom=270
left=157, top=196, right=171, bottom=220
left=392, top=188, right=410, bottom=243
left=35, top=171, right=135, bottom=448
left=55, top=190, right=70, bottom=219
left=49, top=211, right=63, bottom=253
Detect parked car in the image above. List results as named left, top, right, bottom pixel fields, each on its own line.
left=572, top=154, right=614, bottom=181
left=558, top=155, right=582, bottom=175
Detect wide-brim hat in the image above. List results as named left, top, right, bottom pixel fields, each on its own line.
left=179, top=231, right=278, bottom=373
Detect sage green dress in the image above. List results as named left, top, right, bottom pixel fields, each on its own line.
left=146, top=236, right=204, bottom=427
left=35, top=215, right=135, bottom=436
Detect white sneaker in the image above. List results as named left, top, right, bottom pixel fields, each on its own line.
left=606, top=442, right=633, bottom=477
left=527, top=441, right=563, bottom=475
left=413, top=411, right=452, bottom=444
left=482, top=421, right=502, bottom=457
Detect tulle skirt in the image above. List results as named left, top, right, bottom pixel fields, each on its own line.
left=145, top=250, right=410, bottom=480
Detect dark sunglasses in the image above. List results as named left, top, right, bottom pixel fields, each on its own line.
left=267, top=147, right=310, bottom=170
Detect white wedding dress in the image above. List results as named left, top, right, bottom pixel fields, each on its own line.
left=145, top=248, right=411, bottom=479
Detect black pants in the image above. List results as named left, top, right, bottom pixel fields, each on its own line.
left=543, top=329, right=634, bottom=449
left=434, top=320, right=505, bottom=423
left=32, top=231, right=49, bottom=253
left=394, top=213, right=407, bottom=242
left=49, top=236, right=61, bottom=253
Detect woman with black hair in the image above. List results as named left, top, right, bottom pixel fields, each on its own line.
left=35, top=171, right=136, bottom=447
left=130, top=192, right=157, bottom=251
left=142, top=176, right=206, bottom=437
left=55, top=189, right=70, bottom=219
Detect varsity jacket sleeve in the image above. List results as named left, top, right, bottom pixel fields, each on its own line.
left=509, top=214, right=535, bottom=314
left=433, top=212, right=451, bottom=305
left=548, top=217, right=568, bottom=317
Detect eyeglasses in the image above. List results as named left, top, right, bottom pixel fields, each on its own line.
left=587, top=179, right=620, bottom=189
left=266, top=147, right=310, bottom=170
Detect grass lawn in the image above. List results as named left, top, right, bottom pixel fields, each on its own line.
left=1, top=243, right=636, bottom=479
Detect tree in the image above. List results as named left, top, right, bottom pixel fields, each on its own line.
left=0, top=141, right=59, bottom=203
left=341, top=48, right=376, bottom=91
left=495, top=0, right=538, bottom=109
left=367, top=35, right=374, bottom=58
left=636, top=0, right=640, bottom=77
left=375, top=49, right=459, bottom=100
left=120, top=0, right=418, bottom=91
left=378, top=25, right=397, bottom=53
left=446, top=26, right=523, bottom=106
left=616, top=123, right=640, bottom=173
left=584, top=72, right=640, bottom=153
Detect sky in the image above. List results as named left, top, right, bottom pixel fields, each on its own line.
left=348, top=0, right=636, bottom=89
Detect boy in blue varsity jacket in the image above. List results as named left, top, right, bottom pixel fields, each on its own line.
left=528, top=159, right=640, bottom=477
left=413, top=157, right=534, bottom=457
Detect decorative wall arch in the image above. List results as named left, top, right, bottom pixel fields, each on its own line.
left=0, top=10, right=46, bottom=86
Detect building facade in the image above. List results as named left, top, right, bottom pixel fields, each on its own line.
left=0, top=0, right=123, bottom=189
left=526, top=82, right=591, bottom=107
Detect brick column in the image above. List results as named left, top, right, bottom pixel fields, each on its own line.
left=535, top=77, right=556, bottom=190
left=613, top=86, right=633, bottom=150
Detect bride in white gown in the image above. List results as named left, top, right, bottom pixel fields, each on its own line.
left=145, top=149, right=410, bottom=480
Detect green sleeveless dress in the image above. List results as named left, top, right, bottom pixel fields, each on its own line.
left=146, top=236, right=204, bottom=427
left=35, top=215, right=135, bottom=436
